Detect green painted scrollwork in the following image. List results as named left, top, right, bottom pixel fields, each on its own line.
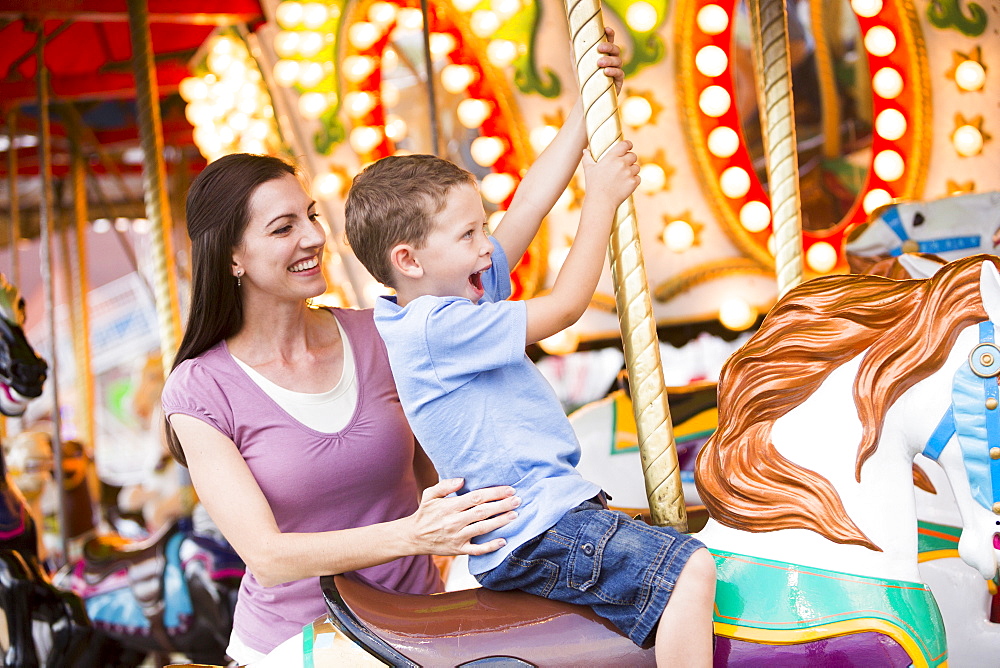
left=603, top=0, right=670, bottom=76
left=926, top=0, right=987, bottom=36
left=502, top=3, right=562, bottom=97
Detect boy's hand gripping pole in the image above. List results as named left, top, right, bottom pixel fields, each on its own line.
left=564, top=0, right=687, bottom=531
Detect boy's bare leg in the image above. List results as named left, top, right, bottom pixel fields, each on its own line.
left=654, top=548, right=716, bottom=667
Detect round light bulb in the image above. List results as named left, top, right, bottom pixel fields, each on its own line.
left=344, top=55, right=376, bottom=83
left=349, top=126, right=384, bottom=154
left=381, top=83, right=400, bottom=108
left=297, top=61, right=325, bottom=88
left=345, top=91, right=377, bottom=117
left=298, top=92, right=329, bottom=119
left=719, top=298, right=758, bottom=331
left=301, top=2, right=328, bottom=28
left=874, top=108, right=906, bottom=140
left=695, top=45, right=728, bottom=78
left=297, top=31, right=325, bottom=58
left=491, top=0, right=522, bottom=19
left=872, top=67, right=904, bottom=99
left=662, top=220, right=695, bottom=252
left=275, top=2, right=304, bottom=29
left=864, top=26, right=896, bottom=58
left=707, top=126, right=740, bottom=158
left=955, top=60, right=986, bottom=92
left=696, top=4, right=729, bottom=35
left=367, top=1, right=397, bottom=26
left=313, top=172, right=344, bottom=198
left=530, top=124, right=559, bottom=152
left=397, top=7, right=424, bottom=30
left=806, top=242, right=839, bottom=273
left=453, top=0, right=479, bottom=10
left=93, top=218, right=112, bottom=234
left=699, top=86, right=732, bottom=117
left=953, top=125, right=984, bottom=156
left=441, top=64, right=477, bottom=94
left=873, top=149, right=905, bottom=182
left=429, top=32, right=458, bottom=59
left=458, top=98, right=493, bottom=128
left=621, top=96, right=653, bottom=127
left=488, top=210, right=505, bottom=232
left=538, top=329, right=580, bottom=356
left=863, top=188, right=893, bottom=214
left=626, top=2, right=659, bottom=32
left=487, top=39, right=519, bottom=67
left=481, top=172, right=517, bottom=203
left=740, top=201, right=771, bottom=232
left=385, top=115, right=408, bottom=141
left=720, top=166, right=751, bottom=198
left=273, top=31, right=301, bottom=59
left=179, top=77, right=209, bottom=102
left=470, top=136, right=506, bottom=167
left=637, top=164, right=666, bottom=194
left=470, top=10, right=501, bottom=38
left=273, top=59, right=300, bottom=87
left=349, top=22, right=381, bottom=50
left=850, top=0, right=883, bottom=17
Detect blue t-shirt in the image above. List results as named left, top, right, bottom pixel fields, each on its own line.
left=374, top=238, right=600, bottom=574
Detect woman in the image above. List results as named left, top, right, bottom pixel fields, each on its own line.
left=161, top=154, right=520, bottom=662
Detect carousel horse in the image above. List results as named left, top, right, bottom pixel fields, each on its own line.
left=844, top=190, right=1000, bottom=274
left=0, top=274, right=132, bottom=665
left=277, top=255, right=1000, bottom=667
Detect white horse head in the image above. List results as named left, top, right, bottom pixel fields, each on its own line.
left=0, top=274, right=47, bottom=418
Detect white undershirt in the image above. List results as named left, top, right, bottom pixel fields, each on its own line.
left=231, top=318, right=358, bottom=433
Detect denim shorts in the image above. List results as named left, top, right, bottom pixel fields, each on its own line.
left=474, top=498, right=705, bottom=646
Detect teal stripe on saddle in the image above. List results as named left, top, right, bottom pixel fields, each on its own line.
left=710, top=549, right=947, bottom=666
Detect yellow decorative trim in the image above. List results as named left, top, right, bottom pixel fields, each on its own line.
left=653, top=258, right=774, bottom=303
left=917, top=549, right=960, bottom=563
left=713, top=617, right=938, bottom=668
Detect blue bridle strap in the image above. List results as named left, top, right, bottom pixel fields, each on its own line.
left=923, top=406, right=955, bottom=461
left=881, top=206, right=981, bottom=257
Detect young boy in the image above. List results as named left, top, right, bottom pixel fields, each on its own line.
left=344, top=47, right=715, bottom=668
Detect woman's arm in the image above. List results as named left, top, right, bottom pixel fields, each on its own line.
left=171, top=414, right=519, bottom=587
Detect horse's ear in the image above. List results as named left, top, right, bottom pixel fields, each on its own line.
left=979, top=261, right=1000, bottom=323
left=898, top=254, right=945, bottom=279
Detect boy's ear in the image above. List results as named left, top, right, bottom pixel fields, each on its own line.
left=389, top=243, right=423, bottom=279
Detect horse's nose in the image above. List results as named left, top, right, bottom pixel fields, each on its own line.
left=12, top=358, right=47, bottom=393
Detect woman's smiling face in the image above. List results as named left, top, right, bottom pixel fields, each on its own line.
left=232, top=172, right=328, bottom=303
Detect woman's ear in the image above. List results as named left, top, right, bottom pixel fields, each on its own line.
left=390, top=244, right=423, bottom=279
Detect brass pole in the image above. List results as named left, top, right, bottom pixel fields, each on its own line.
left=564, top=0, right=686, bottom=529
left=809, top=0, right=842, bottom=160
left=6, top=110, right=20, bottom=289
left=36, top=27, right=70, bottom=564
left=127, top=0, right=182, bottom=377
left=69, top=145, right=96, bottom=457
left=748, top=0, right=804, bottom=296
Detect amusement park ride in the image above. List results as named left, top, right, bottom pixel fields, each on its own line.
left=0, top=0, right=998, bottom=665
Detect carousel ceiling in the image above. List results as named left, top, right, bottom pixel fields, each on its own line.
left=0, top=0, right=266, bottom=240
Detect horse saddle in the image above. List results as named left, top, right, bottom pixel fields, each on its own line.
left=321, top=574, right=655, bottom=667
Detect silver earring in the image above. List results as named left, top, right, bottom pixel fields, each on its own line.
left=236, top=270, right=243, bottom=288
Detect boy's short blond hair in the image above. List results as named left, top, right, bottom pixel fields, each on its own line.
left=345, top=154, right=477, bottom=287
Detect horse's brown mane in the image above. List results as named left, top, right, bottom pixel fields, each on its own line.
left=695, top=255, right=998, bottom=549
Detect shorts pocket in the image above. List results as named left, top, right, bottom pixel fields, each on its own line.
left=567, top=510, right=620, bottom=593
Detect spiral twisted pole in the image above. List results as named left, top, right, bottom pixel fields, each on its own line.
left=6, top=110, right=20, bottom=290
left=127, top=0, right=182, bottom=376
left=564, top=0, right=686, bottom=529
left=748, top=0, right=804, bottom=296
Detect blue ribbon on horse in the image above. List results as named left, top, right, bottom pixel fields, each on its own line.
left=923, top=321, right=1000, bottom=511
left=881, top=206, right=981, bottom=257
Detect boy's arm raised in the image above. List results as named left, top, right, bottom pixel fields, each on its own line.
left=492, top=28, right=623, bottom=264
left=524, top=140, right=639, bottom=345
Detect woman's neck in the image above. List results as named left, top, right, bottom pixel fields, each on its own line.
left=229, top=299, right=320, bottom=363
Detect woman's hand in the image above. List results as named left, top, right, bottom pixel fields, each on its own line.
left=598, top=27, right=625, bottom=94
left=407, top=478, right=521, bottom=556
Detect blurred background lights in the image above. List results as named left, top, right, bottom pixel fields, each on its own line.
left=134, top=218, right=152, bottom=233
left=381, top=83, right=401, bottom=107
left=850, top=0, right=883, bottom=17
left=662, top=220, right=695, bottom=252
left=298, top=91, right=329, bottom=119
left=348, top=22, right=381, bottom=50
left=625, top=2, right=659, bottom=32
left=696, top=4, right=729, bottom=34
left=487, top=39, right=519, bottom=67
left=872, top=67, right=904, bottom=98
left=429, top=32, right=458, bottom=58
left=458, top=98, right=493, bottom=129
left=345, top=91, right=377, bottom=117
left=272, top=59, right=300, bottom=86
left=344, top=55, right=377, bottom=83
left=313, top=172, right=344, bottom=199
left=621, top=95, right=653, bottom=127
left=538, top=328, right=580, bottom=356
left=529, top=124, right=559, bottom=152
left=491, top=0, right=523, bottom=19
left=349, top=125, right=384, bottom=153
left=273, top=31, right=301, bottom=58
left=864, top=26, right=896, bottom=57
left=719, top=166, right=750, bottom=198
left=953, top=124, right=984, bottom=156
left=385, top=115, right=408, bottom=141
left=637, top=163, right=667, bottom=194
left=301, top=2, right=329, bottom=29
left=707, top=126, right=739, bottom=157
left=695, top=46, right=728, bottom=78
left=470, top=136, right=506, bottom=167
left=470, top=10, right=501, bottom=38
left=397, top=7, right=424, bottom=30
left=806, top=242, right=838, bottom=273
left=873, top=149, right=905, bottom=181
left=739, top=201, right=771, bottom=232
left=719, top=297, right=757, bottom=331
left=297, top=31, right=324, bottom=58
left=298, top=61, right=325, bottom=87
left=955, top=60, right=987, bottom=92
left=441, top=64, right=477, bottom=94
left=452, top=0, right=479, bottom=10
left=275, top=2, right=304, bottom=29
left=699, top=86, right=731, bottom=117
left=481, top=172, right=517, bottom=203
left=874, top=108, right=906, bottom=140
left=367, top=1, right=397, bottom=26
left=488, top=210, right=505, bottom=232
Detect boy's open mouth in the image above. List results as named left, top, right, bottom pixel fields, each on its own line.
left=469, top=268, right=486, bottom=291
